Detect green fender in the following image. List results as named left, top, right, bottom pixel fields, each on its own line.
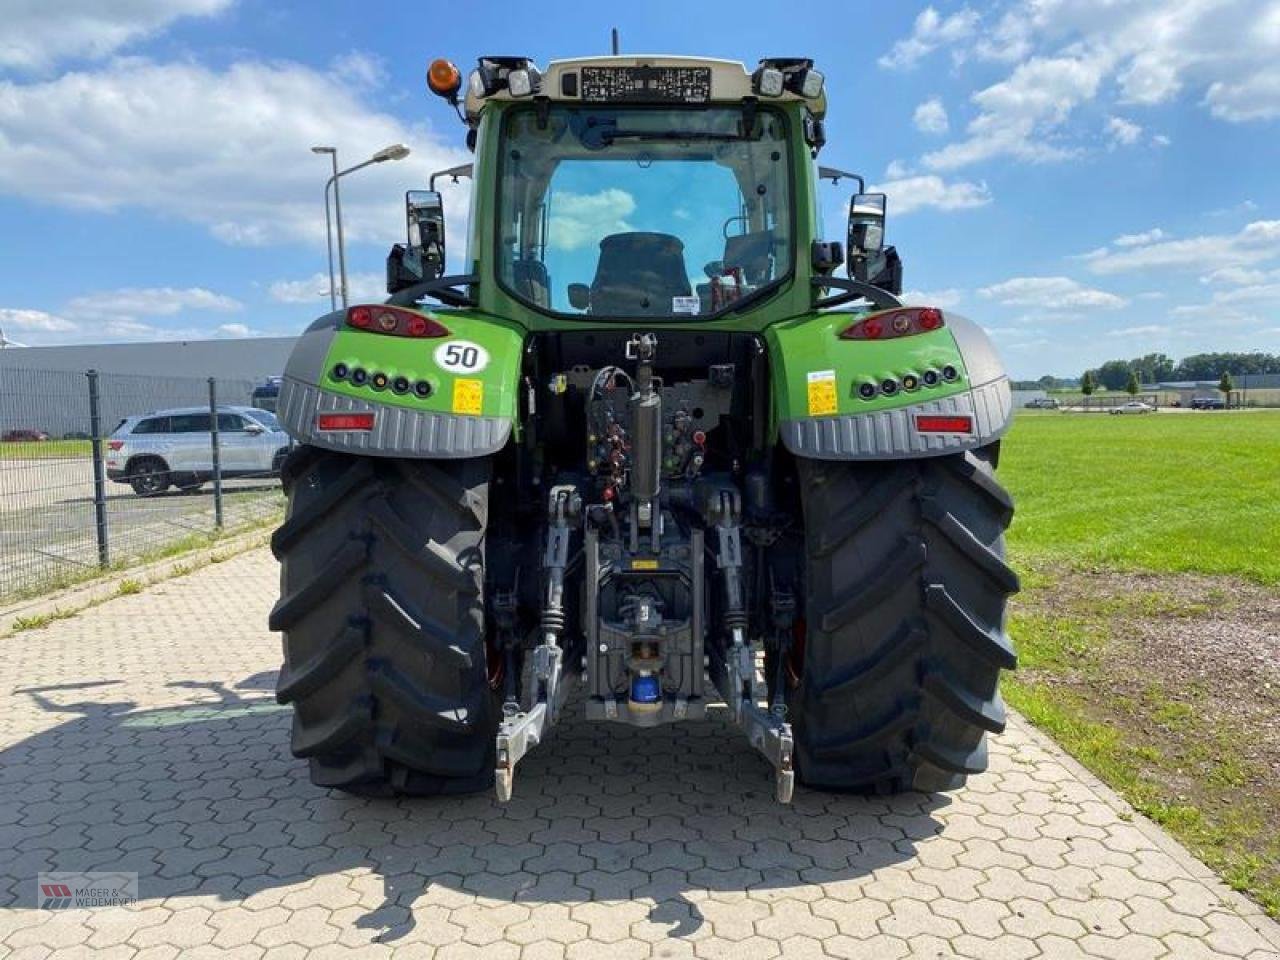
left=276, top=305, right=524, bottom=458
left=766, top=308, right=1013, bottom=460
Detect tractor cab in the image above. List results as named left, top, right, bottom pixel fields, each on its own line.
left=389, top=55, right=903, bottom=323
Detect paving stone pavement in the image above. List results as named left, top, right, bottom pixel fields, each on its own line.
left=1, top=548, right=1277, bottom=960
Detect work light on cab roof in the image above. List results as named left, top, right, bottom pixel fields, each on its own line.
left=272, top=42, right=1017, bottom=811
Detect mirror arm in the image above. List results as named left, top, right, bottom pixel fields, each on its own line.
left=385, top=273, right=480, bottom=308
left=817, top=166, right=865, bottom=192
left=811, top=276, right=904, bottom=311
left=428, top=163, right=474, bottom=192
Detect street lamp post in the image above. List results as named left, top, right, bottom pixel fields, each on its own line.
left=310, top=147, right=339, bottom=310
left=311, top=143, right=412, bottom=310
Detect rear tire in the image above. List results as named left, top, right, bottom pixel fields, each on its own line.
left=129, top=457, right=170, bottom=497
left=790, top=447, right=1018, bottom=793
left=270, top=445, right=498, bottom=795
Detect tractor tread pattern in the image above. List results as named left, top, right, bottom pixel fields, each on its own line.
left=793, top=448, right=1017, bottom=794
left=273, top=446, right=496, bottom=796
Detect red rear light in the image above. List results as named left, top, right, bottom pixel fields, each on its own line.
left=345, top=305, right=449, bottom=338
left=916, top=415, right=973, bottom=434
left=918, top=307, right=943, bottom=330
left=317, top=412, right=375, bottom=431
left=108, top=440, right=124, bottom=451
left=840, top=307, right=946, bottom=340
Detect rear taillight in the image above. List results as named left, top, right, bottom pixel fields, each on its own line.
left=346, top=305, right=450, bottom=338
left=108, top=440, right=124, bottom=451
left=840, top=307, right=946, bottom=340
left=916, top=415, right=973, bottom=434
left=317, top=413, right=375, bottom=431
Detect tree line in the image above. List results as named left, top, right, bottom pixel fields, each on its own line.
left=1013, top=352, right=1280, bottom=392
left=1087, top=352, right=1280, bottom=390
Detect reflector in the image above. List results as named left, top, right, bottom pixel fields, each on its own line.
left=916, top=415, right=972, bottom=433
left=317, top=413, right=375, bottom=431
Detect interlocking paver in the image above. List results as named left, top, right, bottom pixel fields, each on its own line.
left=0, top=547, right=1277, bottom=960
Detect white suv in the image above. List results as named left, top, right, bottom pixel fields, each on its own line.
left=107, top=406, right=291, bottom=496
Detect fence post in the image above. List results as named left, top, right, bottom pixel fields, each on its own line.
left=208, top=378, right=224, bottom=529
left=86, top=369, right=110, bottom=568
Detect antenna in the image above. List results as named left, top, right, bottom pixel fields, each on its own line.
left=611, top=28, right=620, bottom=55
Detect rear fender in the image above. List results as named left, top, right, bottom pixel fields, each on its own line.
left=766, top=308, right=1012, bottom=460
left=276, top=306, right=523, bottom=458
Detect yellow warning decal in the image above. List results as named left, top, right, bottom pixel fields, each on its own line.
left=452, top=378, right=483, bottom=415
left=806, top=369, right=838, bottom=416
left=630, top=559, right=660, bottom=571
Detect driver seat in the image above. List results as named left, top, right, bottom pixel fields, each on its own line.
left=590, top=232, right=691, bottom=315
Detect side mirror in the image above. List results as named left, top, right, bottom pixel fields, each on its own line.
left=389, top=190, right=447, bottom=294
left=567, top=283, right=591, bottom=310
left=407, top=190, right=446, bottom=278
left=847, top=192, right=886, bottom=258
left=847, top=192, right=901, bottom=294
left=244, top=423, right=265, bottom=435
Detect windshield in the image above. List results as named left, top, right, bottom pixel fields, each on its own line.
left=496, top=105, right=793, bottom=318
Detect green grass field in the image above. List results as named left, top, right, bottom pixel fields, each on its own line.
left=1000, top=410, right=1280, bottom=915
left=0, top=439, right=92, bottom=460
left=1001, top=411, right=1280, bottom=583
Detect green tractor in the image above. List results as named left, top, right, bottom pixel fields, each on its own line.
left=270, top=54, right=1017, bottom=803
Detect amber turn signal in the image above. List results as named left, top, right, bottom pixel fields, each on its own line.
left=427, top=59, right=462, bottom=100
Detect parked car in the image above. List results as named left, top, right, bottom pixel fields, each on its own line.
left=1024, top=398, right=1060, bottom=409
left=1109, top=401, right=1155, bottom=415
left=2, top=428, right=49, bottom=441
left=106, top=406, right=290, bottom=496
left=1191, top=396, right=1226, bottom=410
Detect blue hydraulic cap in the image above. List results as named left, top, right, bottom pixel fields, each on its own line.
left=629, top=674, right=661, bottom=704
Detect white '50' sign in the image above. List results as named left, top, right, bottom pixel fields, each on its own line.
left=434, top=340, right=489, bottom=373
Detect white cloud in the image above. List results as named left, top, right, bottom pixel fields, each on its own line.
left=216, top=323, right=252, bottom=337
left=913, top=98, right=950, bottom=134
left=895, top=1, right=1280, bottom=173
left=330, top=51, right=387, bottom=91
left=64, top=287, right=241, bottom=320
left=1199, top=266, right=1271, bottom=285
left=0, top=307, right=76, bottom=332
left=871, top=175, right=991, bottom=214
left=1205, top=68, right=1280, bottom=121
left=268, top=271, right=385, bottom=305
left=1085, top=220, right=1280, bottom=275
left=0, top=57, right=468, bottom=249
left=879, top=6, right=980, bottom=69
left=901, top=288, right=965, bottom=309
left=1107, top=324, right=1168, bottom=337
left=1106, top=115, right=1143, bottom=146
left=979, top=275, right=1128, bottom=309
left=1151, top=133, right=1172, bottom=147
left=923, top=52, right=1106, bottom=170
left=0, top=0, right=233, bottom=71
left=547, top=189, right=636, bottom=251
left=884, top=159, right=913, bottom=180
left=1113, top=228, right=1165, bottom=247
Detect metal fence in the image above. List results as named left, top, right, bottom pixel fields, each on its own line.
left=0, top=367, right=287, bottom=603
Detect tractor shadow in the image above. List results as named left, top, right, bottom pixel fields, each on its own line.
left=1, top=674, right=949, bottom=944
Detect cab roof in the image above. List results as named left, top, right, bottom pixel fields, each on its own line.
left=462, top=55, right=827, bottom=121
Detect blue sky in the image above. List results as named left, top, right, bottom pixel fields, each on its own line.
left=1, top=0, right=1278, bottom=378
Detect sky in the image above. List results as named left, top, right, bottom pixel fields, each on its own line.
left=0, top=0, right=1278, bottom=379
